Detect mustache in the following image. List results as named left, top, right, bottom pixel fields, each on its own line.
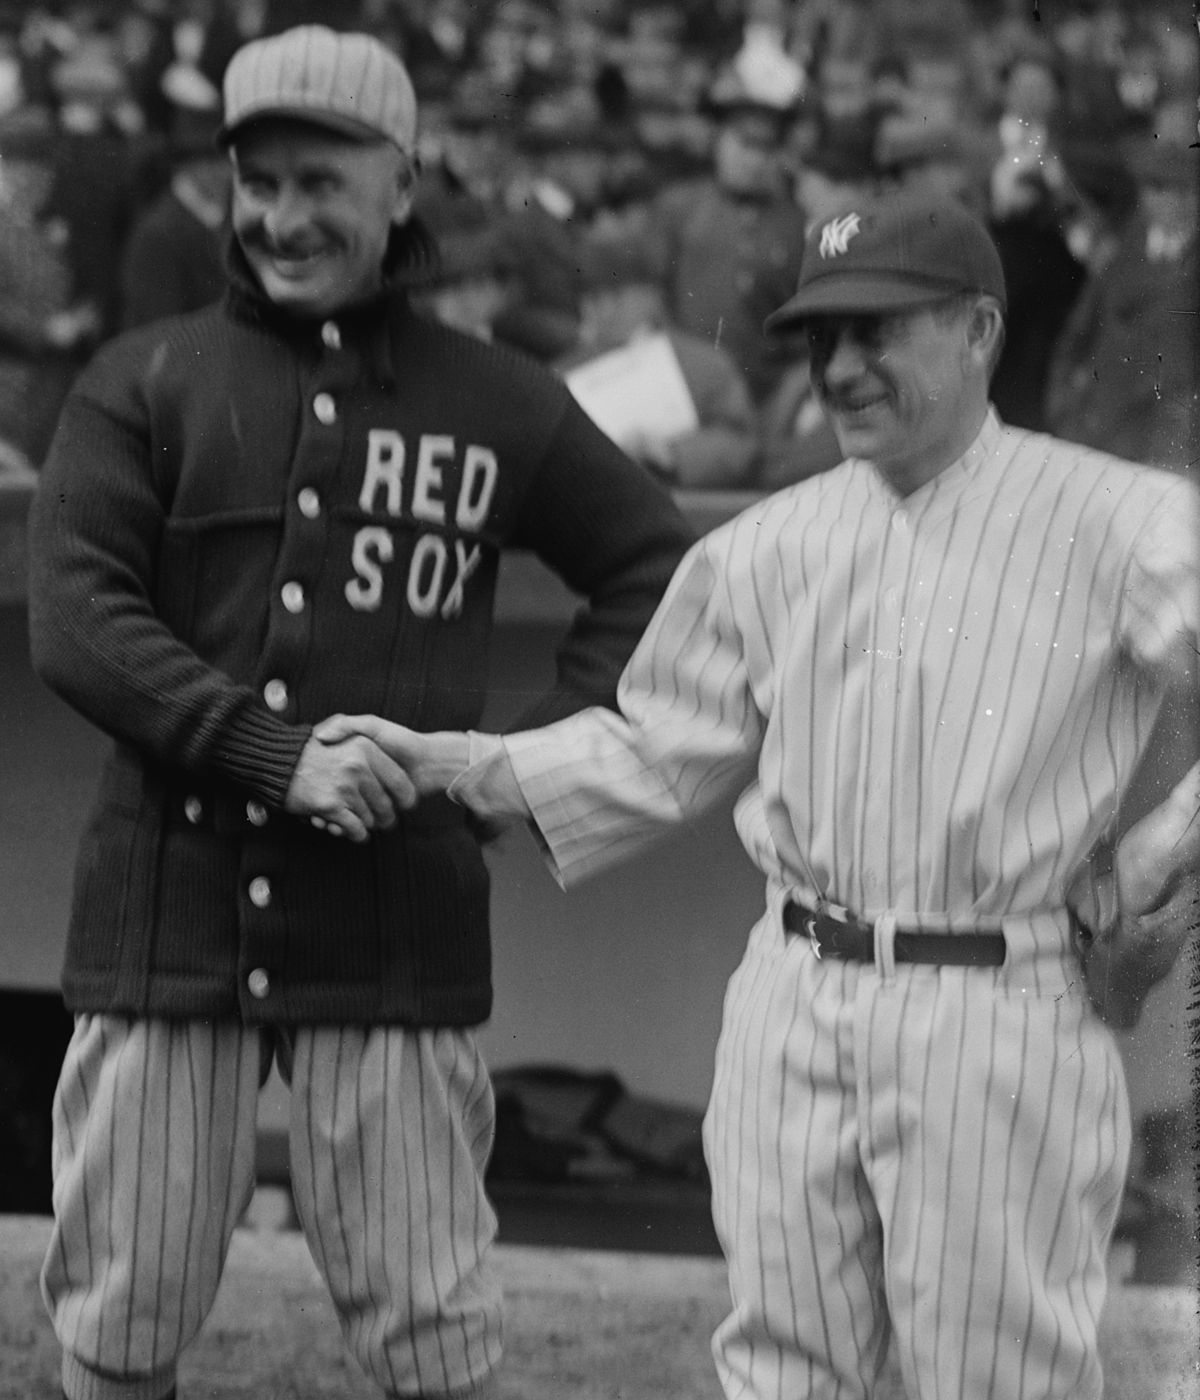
left=242, top=230, right=326, bottom=259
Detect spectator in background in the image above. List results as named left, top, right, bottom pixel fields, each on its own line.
left=0, top=142, right=98, bottom=467
left=118, top=62, right=229, bottom=329
left=809, top=54, right=882, bottom=186
left=984, top=42, right=1088, bottom=432
left=40, top=33, right=152, bottom=345
left=0, top=27, right=51, bottom=140
left=110, top=0, right=176, bottom=138
left=642, top=54, right=808, bottom=406
left=484, top=150, right=587, bottom=361
left=557, top=240, right=760, bottom=490
left=1046, top=115, right=1198, bottom=476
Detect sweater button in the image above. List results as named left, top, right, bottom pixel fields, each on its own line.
left=247, top=967, right=270, bottom=999
left=280, top=580, right=305, bottom=614
left=263, top=678, right=288, bottom=712
left=248, top=876, right=272, bottom=908
left=313, top=392, right=337, bottom=424
left=246, top=800, right=269, bottom=827
left=321, top=320, right=341, bottom=349
left=297, top=487, right=321, bottom=519
left=183, top=795, right=204, bottom=825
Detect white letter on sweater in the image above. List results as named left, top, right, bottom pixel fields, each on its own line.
left=359, top=430, right=405, bottom=514
left=345, top=526, right=394, bottom=611
left=456, top=446, right=498, bottom=531
left=413, top=435, right=452, bottom=524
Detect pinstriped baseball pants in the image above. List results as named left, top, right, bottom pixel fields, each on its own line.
left=40, top=1015, right=502, bottom=1400
left=703, top=913, right=1131, bottom=1400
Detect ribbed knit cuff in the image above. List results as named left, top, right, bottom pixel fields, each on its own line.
left=205, top=701, right=310, bottom=806
left=61, top=1353, right=175, bottom=1400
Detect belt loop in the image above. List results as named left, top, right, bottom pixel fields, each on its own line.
left=874, top=911, right=898, bottom=983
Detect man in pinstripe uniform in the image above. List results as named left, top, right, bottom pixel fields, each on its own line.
left=28, top=26, right=693, bottom=1400
left=319, top=194, right=1200, bottom=1399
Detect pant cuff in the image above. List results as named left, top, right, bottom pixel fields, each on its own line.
left=62, top=1353, right=176, bottom=1400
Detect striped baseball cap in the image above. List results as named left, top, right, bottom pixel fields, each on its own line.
left=220, top=26, right=417, bottom=152
left=764, top=194, right=1006, bottom=332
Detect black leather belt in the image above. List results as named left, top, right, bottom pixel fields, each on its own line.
left=783, top=901, right=1007, bottom=967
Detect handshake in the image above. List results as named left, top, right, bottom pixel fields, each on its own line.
left=283, top=714, right=472, bottom=844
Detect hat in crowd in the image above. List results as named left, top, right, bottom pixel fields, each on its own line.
left=161, top=61, right=223, bottom=156
left=764, top=194, right=1006, bottom=332
left=220, top=25, right=417, bottom=153
left=704, top=41, right=804, bottom=120
left=50, top=37, right=127, bottom=103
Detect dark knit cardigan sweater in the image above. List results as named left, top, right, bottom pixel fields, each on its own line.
left=28, top=239, right=694, bottom=1027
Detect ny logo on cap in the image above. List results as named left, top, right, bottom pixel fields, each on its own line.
left=819, top=212, right=861, bottom=259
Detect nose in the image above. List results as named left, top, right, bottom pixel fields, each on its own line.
left=819, top=328, right=870, bottom=390
left=262, top=186, right=310, bottom=247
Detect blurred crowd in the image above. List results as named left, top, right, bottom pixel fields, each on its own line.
left=0, top=0, right=1196, bottom=486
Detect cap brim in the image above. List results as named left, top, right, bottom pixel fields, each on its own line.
left=220, top=106, right=393, bottom=148
left=764, top=276, right=979, bottom=332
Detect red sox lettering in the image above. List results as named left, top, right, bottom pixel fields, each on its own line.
left=346, top=428, right=499, bottom=618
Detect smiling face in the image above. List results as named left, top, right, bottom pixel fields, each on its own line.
left=231, top=119, right=414, bottom=319
left=805, top=297, right=1000, bottom=493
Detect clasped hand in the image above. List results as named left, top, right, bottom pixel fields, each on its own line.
left=1066, top=762, right=1200, bottom=1029
left=283, top=716, right=467, bottom=842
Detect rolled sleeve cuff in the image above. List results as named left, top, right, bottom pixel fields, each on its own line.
left=447, top=731, right=532, bottom=824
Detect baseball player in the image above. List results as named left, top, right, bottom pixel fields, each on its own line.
left=27, top=26, right=693, bottom=1400
left=317, top=195, right=1200, bottom=1400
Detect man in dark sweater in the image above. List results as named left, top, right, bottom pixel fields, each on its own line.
left=27, top=26, right=693, bottom=1400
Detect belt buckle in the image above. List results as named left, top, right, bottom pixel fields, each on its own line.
left=807, top=896, right=839, bottom=959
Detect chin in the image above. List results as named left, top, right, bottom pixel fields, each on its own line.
left=254, top=265, right=338, bottom=318
left=831, top=425, right=884, bottom=462
left=268, top=285, right=338, bottom=318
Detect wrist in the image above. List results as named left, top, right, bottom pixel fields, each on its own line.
left=422, top=731, right=472, bottom=790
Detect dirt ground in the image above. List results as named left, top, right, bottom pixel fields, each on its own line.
left=2, top=1216, right=1196, bottom=1400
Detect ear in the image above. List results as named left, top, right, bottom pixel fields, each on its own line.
left=965, top=296, right=1005, bottom=374
left=390, top=152, right=418, bottom=228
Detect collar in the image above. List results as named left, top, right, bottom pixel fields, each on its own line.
left=221, top=216, right=441, bottom=386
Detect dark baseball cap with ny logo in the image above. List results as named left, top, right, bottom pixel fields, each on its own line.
left=764, top=194, right=1007, bottom=332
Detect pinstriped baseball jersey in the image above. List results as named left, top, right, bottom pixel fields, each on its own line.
left=504, top=411, right=1198, bottom=936
left=489, top=409, right=1198, bottom=1399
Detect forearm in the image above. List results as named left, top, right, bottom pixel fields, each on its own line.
left=1117, top=758, right=1200, bottom=912
left=1070, top=758, right=1200, bottom=1028
left=28, top=393, right=308, bottom=802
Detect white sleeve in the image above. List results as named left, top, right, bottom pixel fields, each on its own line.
left=1117, top=477, right=1200, bottom=690
left=446, top=730, right=532, bottom=821
left=500, top=533, right=765, bottom=886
